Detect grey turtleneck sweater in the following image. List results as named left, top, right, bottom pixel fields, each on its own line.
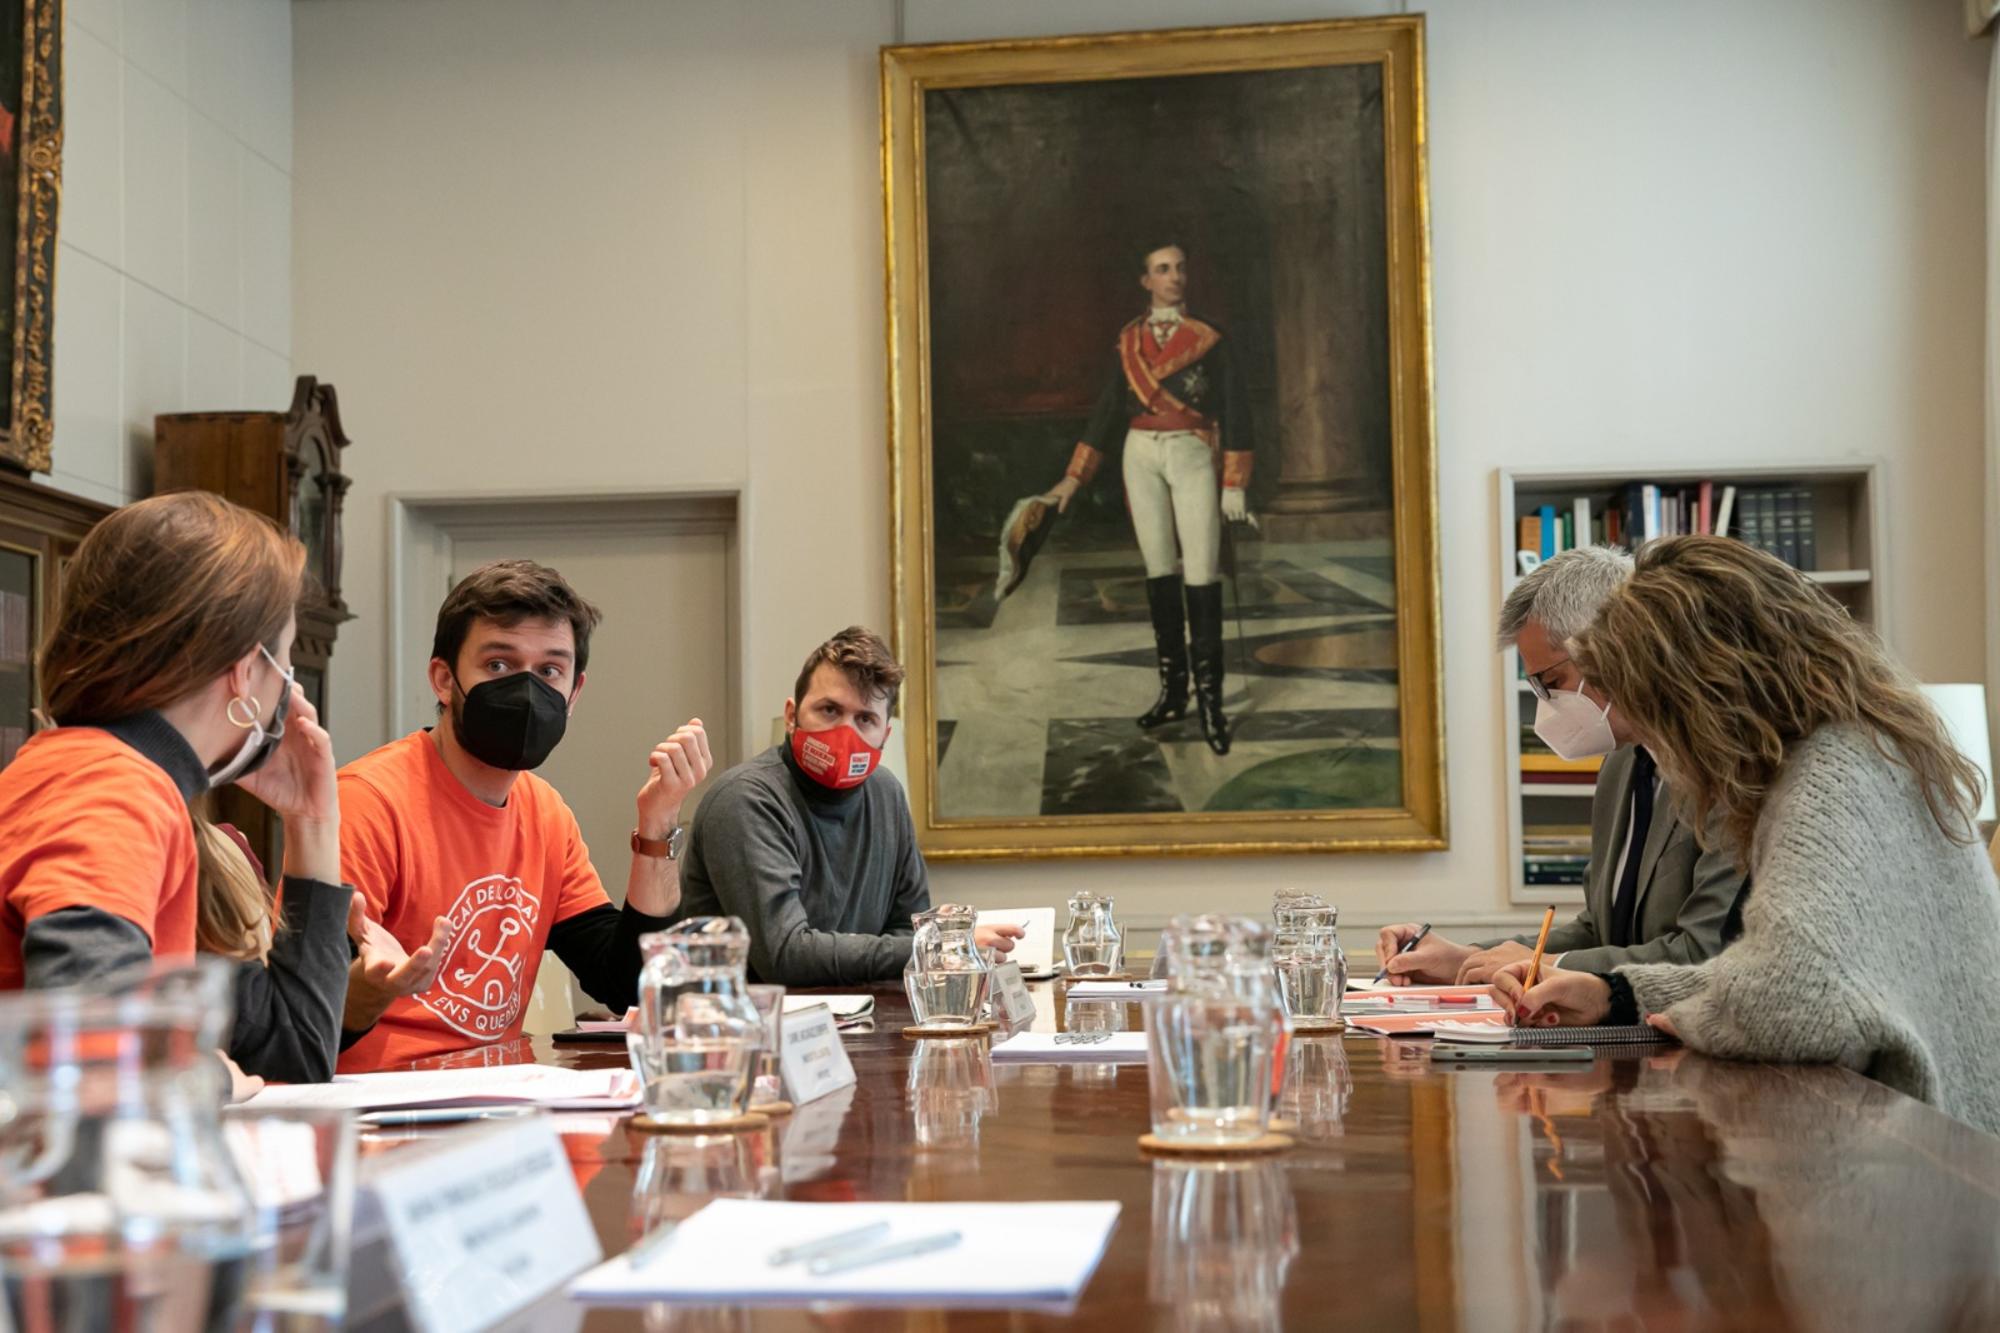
left=1620, top=723, right=2000, bottom=1134
left=676, top=744, right=931, bottom=986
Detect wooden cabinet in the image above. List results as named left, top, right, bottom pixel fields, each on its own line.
left=155, top=376, right=356, bottom=869
left=0, top=473, right=111, bottom=771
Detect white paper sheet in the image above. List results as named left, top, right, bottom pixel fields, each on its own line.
left=782, top=994, right=876, bottom=1022
left=1427, top=1020, right=1516, bottom=1044
left=989, top=1032, right=1148, bottom=1064
left=977, top=908, right=1057, bottom=976
left=243, top=1065, right=641, bottom=1113
left=570, top=1198, right=1121, bottom=1307
left=1063, top=979, right=1166, bottom=999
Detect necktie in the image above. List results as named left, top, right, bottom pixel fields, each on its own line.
left=1608, top=747, right=1656, bottom=949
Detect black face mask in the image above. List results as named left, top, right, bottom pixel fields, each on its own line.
left=449, top=671, right=569, bottom=771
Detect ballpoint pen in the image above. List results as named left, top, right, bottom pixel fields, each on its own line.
left=808, top=1229, right=963, bottom=1277
left=767, top=1221, right=892, bottom=1268
left=1371, top=922, right=1432, bottom=985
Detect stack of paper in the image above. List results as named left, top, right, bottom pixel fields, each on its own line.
left=1346, top=1010, right=1511, bottom=1038
left=243, top=1064, right=641, bottom=1112
left=570, top=1198, right=1121, bottom=1307
left=784, top=994, right=876, bottom=1026
left=990, top=1032, right=1148, bottom=1064
left=1064, top=979, right=1166, bottom=1000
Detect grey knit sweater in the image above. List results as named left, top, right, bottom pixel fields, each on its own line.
left=1620, top=723, right=2000, bottom=1134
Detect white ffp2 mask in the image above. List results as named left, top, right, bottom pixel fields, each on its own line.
left=1533, top=686, right=1616, bottom=762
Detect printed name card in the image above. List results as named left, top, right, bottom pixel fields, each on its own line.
left=364, top=1116, right=600, bottom=1333
left=988, top=962, right=1036, bottom=1028
left=779, top=1002, right=858, bottom=1105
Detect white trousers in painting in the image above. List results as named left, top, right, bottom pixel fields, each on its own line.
left=1120, top=428, right=1221, bottom=586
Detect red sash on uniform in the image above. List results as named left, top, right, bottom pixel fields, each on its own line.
left=1118, top=316, right=1220, bottom=424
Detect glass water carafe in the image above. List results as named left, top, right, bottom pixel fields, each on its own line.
left=903, top=904, right=992, bottom=1029
left=0, top=959, right=258, bottom=1333
left=1270, top=891, right=1346, bottom=1025
left=630, top=918, right=763, bottom=1123
left=1062, top=892, right=1124, bottom=977
left=1143, top=914, right=1288, bottom=1145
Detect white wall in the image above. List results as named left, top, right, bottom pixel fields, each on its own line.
left=34, top=0, right=294, bottom=509
left=293, top=0, right=1989, bottom=947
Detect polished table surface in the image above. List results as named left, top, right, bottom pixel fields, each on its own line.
left=385, top=982, right=2000, bottom=1330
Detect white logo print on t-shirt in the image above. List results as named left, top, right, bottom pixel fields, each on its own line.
left=419, top=874, right=543, bottom=1040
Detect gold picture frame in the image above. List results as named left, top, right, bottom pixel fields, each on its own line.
left=882, top=16, right=1443, bottom=859
left=0, top=0, right=58, bottom=475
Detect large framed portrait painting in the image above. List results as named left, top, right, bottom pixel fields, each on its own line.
left=0, top=0, right=58, bottom=474
left=883, top=17, right=1443, bottom=858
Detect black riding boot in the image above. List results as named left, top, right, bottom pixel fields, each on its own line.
left=1137, top=574, right=1189, bottom=729
left=1185, top=581, right=1230, bottom=756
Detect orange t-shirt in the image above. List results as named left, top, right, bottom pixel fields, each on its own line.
left=0, top=728, right=199, bottom=988
left=336, top=730, right=610, bottom=1071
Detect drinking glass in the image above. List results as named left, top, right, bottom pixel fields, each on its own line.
left=744, top=984, right=785, bottom=1107
left=223, top=1105, right=357, bottom=1331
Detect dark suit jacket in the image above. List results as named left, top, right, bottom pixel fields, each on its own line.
left=1483, top=745, right=1746, bottom=970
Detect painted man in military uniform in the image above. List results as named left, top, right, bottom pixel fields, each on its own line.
left=1045, top=242, right=1258, bottom=756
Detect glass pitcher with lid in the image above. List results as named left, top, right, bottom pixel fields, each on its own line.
left=1062, top=891, right=1124, bottom=977
left=0, top=958, right=259, bottom=1333
left=1143, top=914, right=1288, bottom=1145
left=903, top=904, right=992, bottom=1030
left=630, top=918, right=764, bottom=1122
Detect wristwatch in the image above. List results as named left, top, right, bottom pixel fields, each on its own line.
left=631, top=825, right=686, bottom=860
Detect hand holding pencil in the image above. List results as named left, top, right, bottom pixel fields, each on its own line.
left=1488, top=908, right=1617, bottom=1028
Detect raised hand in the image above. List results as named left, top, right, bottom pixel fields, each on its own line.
left=638, top=718, right=713, bottom=836
left=235, top=684, right=337, bottom=824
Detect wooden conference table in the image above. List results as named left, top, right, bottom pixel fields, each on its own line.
left=387, top=980, right=2000, bottom=1329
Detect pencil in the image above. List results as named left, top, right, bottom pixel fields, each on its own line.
left=1525, top=906, right=1556, bottom=991
left=1528, top=896, right=1560, bottom=992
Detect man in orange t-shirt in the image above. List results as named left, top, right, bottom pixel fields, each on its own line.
left=336, top=560, right=711, bottom=1071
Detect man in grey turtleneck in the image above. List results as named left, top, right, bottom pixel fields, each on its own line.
left=676, top=626, right=1021, bottom=986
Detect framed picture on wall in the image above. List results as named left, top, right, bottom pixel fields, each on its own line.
left=882, top=16, right=1445, bottom=859
left=0, top=0, right=57, bottom=475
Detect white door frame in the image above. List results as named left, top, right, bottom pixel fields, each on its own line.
left=385, top=488, right=745, bottom=766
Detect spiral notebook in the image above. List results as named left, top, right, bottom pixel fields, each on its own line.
left=1430, top=1019, right=1673, bottom=1047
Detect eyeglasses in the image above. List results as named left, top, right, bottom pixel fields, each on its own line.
left=1523, top=656, right=1570, bottom=703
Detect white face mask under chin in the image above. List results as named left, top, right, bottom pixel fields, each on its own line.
left=1533, top=687, right=1616, bottom=762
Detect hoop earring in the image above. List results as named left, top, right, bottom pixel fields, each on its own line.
left=226, top=695, right=262, bottom=729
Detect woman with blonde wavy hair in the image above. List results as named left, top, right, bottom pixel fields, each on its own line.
left=1493, top=535, right=2000, bottom=1132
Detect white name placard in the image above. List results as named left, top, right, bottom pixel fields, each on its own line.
left=779, top=1002, right=858, bottom=1106
left=988, top=962, right=1036, bottom=1028
left=364, top=1115, right=601, bottom=1333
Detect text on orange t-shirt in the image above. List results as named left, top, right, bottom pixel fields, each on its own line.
left=335, top=730, right=610, bottom=1071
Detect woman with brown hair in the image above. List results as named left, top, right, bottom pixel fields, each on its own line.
left=1492, top=535, right=2000, bottom=1132
left=0, top=492, right=435, bottom=1089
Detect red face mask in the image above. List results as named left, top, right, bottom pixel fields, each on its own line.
left=790, top=723, right=882, bottom=790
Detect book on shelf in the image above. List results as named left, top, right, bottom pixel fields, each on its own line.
left=1517, top=479, right=1823, bottom=572
left=1523, top=770, right=1597, bottom=786
left=1521, top=753, right=1604, bottom=774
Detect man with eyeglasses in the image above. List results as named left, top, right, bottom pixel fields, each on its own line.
left=1375, top=545, right=1747, bottom=986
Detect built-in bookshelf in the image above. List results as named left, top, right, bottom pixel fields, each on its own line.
left=1495, top=462, right=1885, bottom=905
